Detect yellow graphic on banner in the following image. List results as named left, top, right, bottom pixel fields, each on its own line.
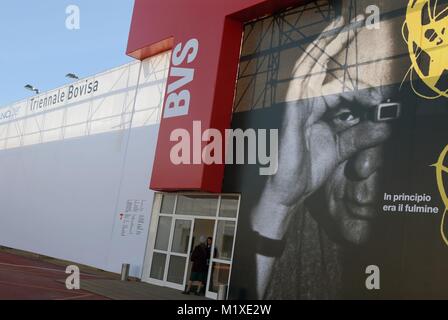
left=432, top=145, right=448, bottom=246
left=402, top=0, right=448, bottom=99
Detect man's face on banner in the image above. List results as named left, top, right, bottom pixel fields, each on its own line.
left=313, top=2, right=402, bottom=245
left=245, top=0, right=409, bottom=250
left=319, top=89, right=394, bottom=245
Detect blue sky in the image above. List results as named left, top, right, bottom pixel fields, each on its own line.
left=0, top=1, right=135, bottom=107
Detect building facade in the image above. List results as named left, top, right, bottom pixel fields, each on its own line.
left=1, top=0, right=448, bottom=299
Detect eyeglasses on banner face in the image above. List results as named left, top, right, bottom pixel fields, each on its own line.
left=367, top=101, right=402, bottom=122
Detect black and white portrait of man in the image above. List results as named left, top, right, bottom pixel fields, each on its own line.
left=225, top=0, right=448, bottom=300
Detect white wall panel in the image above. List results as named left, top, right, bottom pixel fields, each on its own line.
left=0, top=52, right=170, bottom=276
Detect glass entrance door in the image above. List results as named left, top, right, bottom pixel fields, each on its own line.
left=149, top=216, right=193, bottom=290
left=142, top=193, right=240, bottom=299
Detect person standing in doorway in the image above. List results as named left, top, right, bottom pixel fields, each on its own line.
left=183, top=236, right=208, bottom=295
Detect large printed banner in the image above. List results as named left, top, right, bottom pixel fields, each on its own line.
left=223, top=0, right=448, bottom=299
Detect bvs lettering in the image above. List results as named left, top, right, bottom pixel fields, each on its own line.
left=163, top=38, right=199, bottom=118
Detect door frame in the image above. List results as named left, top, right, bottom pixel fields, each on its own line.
left=164, top=216, right=194, bottom=290
left=141, top=192, right=241, bottom=300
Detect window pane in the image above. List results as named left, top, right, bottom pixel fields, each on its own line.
left=219, top=195, right=239, bottom=218
left=154, top=216, right=172, bottom=251
left=150, top=253, right=166, bottom=280
left=208, top=262, right=231, bottom=294
left=214, top=221, right=235, bottom=261
left=171, top=220, right=191, bottom=254
left=175, top=195, right=218, bottom=216
left=167, top=256, right=187, bottom=285
left=160, top=194, right=176, bottom=214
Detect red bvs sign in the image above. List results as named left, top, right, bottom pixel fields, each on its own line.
left=127, top=0, right=303, bottom=192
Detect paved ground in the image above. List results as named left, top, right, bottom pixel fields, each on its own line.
left=81, top=279, right=208, bottom=300
left=0, top=248, right=111, bottom=300
left=0, top=247, right=208, bottom=300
